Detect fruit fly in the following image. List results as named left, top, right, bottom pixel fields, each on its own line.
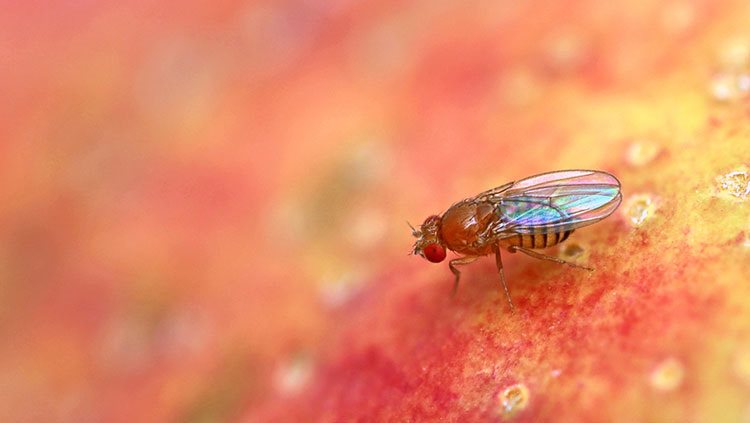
left=410, top=169, right=622, bottom=310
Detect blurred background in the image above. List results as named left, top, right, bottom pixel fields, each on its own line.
left=3, top=0, right=750, bottom=421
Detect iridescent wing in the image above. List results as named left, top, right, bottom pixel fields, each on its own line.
left=484, top=170, right=622, bottom=235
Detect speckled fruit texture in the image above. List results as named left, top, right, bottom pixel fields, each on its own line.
left=3, top=1, right=750, bottom=422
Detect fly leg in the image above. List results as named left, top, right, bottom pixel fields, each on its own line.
left=448, top=256, right=478, bottom=297
left=509, top=246, right=594, bottom=271
left=492, top=244, right=515, bottom=311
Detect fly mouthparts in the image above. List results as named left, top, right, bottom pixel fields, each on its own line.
left=407, top=221, right=421, bottom=237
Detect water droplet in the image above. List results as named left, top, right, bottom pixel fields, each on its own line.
left=661, top=2, right=695, bottom=34
left=710, top=71, right=750, bottom=102
left=345, top=208, right=387, bottom=249
left=733, top=347, right=750, bottom=385
left=622, top=194, right=657, bottom=227
left=625, top=140, right=661, bottom=167
left=717, top=38, right=750, bottom=69
left=274, top=354, right=313, bottom=395
left=346, top=141, right=393, bottom=187
left=497, top=67, right=541, bottom=107
left=319, top=270, right=365, bottom=308
left=649, top=357, right=684, bottom=391
left=543, top=31, right=588, bottom=74
left=743, top=231, right=750, bottom=248
left=715, top=167, right=750, bottom=200
left=499, top=383, right=530, bottom=418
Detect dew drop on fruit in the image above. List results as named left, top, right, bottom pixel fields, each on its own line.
left=623, top=194, right=657, bottom=227
left=660, top=1, right=695, bottom=34
left=732, top=347, right=750, bottom=385
left=625, top=139, right=661, bottom=167
left=274, top=353, right=313, bottom=395
left=499, top=383, right=530, bottom=418
left=717, top=37, right=750, bottom=69
left=498, top=67, right=541, bottom=107
left=346, top=208, right=387, bottom=249
left=543, top=31, right=588, bottom=74
left=319, top=270, right=365, bottom=308
left=715, top=166, right=750, bottom=200
left=649, top=357, right=684, bottom=391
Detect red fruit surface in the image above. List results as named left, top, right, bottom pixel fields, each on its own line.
left=3, top=0, right=750, bottom=422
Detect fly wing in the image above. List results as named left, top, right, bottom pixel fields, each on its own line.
left=490, top=170, right=622, bottom=235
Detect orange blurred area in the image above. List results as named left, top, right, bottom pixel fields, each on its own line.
left=3, top=0, right=750, bottom=421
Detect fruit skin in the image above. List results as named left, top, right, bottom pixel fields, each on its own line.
left=4, top=0, right=750, bottom=422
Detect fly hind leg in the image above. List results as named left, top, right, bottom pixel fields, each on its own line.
left=510, top=246, right=594, bottom=271
left=492, top=244, right=515, bottom=311
left=448, top=256, right=479, bottom=296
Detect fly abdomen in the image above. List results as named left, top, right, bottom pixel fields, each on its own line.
left=511, top=229, right=574, bottom=249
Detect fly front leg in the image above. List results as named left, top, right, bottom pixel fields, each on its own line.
left=492, top=244, right=515, bottom=311
left=509, top=246, right=594, bottom=271
left=448, top=256, right=479, bottom=296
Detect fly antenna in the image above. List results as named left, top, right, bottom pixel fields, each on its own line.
left=406, top=221, right=420, bottom=237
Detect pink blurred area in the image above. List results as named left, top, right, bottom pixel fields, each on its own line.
left=0, top=0, right=726, bottom=421
left=1, top=1, right=319, bottom=421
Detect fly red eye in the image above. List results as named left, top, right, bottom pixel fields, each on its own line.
left=423, top=243, right=446, bottom=263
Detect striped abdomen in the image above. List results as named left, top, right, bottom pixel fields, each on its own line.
left=501, top=229, right=574, bottom=250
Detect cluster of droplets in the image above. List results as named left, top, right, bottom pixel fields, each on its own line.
left=710, top=72, right=750, bottom=101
